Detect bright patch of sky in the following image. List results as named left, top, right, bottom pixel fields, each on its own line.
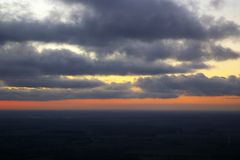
left=0, top=0, right=86, bottom=23
left=179, top=0, right=240, bottom=24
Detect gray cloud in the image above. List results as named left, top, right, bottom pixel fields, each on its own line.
left=3, top=76, right=104, bottom=89
left=0, top=73, right=239, bottom=100
left=210, top=0, right=224, bottom=9
left=0, top=0, right=239, bottom=101
left=0, top=43, right=208, bottom=77
left=174, top=41, right=240, bottom=61
left=137, top=74, right=240, bottom=98
left=91, top=40, right=239, bottom=62
left=0, top=81, right=4, bottom=87
left=0, top=82, right=135, bottom=100
left=0, top=0, right=239, bottom=46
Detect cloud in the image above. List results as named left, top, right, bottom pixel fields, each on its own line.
left=137, top=74, right=240, bottom=98
left=0, top=0, right=239, bottom=46
left=0, top=0, right=239, bottom=101
left=0, top=81, right=4, bottom=87
left=210, top=0, right=224, bottom=9
left=73, top=0, right=206, bottom=41
left=92, top=40, right=239, bottom=62
left=0, top=73, right=239, bottom=100
left=0, top=43, right=209, bottom=77
left=0, top=82, right=135, bottom=100
left=3, top=76, right=104, bottom=89
left=174, top=41, right=240, bottom=61
left=207, top=17, right=240, bottom=39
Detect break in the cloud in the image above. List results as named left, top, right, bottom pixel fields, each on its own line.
left=0, top=0, right=239, bottom=101
left=0, top=74, right=240, bottom=100
left=0, top=41, right=238, bottom=79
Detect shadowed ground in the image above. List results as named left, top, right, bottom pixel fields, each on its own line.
left=0, top=110, right=240, bottom=160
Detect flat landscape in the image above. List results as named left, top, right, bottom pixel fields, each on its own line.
left=0, top=111, right=240, bottom=160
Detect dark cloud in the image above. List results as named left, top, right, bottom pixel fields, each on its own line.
left=0, top=0, right=239, bottom=45
left=0, top=43, right=208, bottom=77
left=0, top=0, right=239, bottom=101
left=174, top=41, right=239, bottom=61
left=3, top=76, right=104, bottom=89
left=0, top=82, right=135, bottom=100
left=92, top=40, right=239, bottom=62
left=0, top=21, right=75, bottom=44
left=207, top=18, right=240, bottom=39
left=137, top=74, right=240, bottom=98
left=75, top=0, right=206, bottom=41
left=0, top=73, right=239, bottom=100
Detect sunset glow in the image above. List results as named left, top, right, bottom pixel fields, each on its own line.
left=0, top=96, right=239, bottom=110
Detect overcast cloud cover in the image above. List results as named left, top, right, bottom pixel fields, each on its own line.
left=0, top=0, right=239, bottom=100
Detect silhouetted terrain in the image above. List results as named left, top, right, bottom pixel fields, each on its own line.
left=0, top=110, right=240, bottom=160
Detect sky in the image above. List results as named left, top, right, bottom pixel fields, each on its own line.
left=0, top=0, right=239, bottom=110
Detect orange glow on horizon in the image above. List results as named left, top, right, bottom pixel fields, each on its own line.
left=0, top=96, right=239, bottom=110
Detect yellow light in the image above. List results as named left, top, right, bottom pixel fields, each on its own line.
left=131, top=86, right=143, bottom=93
left=199, top=59, right=240, bottom=77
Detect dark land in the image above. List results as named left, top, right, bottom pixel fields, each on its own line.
left=0, top=110, right=240, bottom=160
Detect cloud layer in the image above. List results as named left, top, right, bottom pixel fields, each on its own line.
left=0, top=74, right=239, bottom=100
left=0, top=0, right=239, bottom=100
left=0, top=43, right=213, bottom=77
left=0, top=0, right=239, bottom=45
left=137, top=74, right=240, bottom=98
